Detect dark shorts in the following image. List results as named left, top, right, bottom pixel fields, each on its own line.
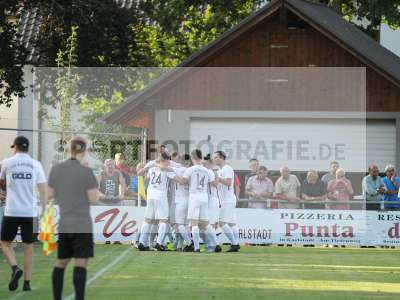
left=1, top=216, right=38, bottom=244
left=58, top=233, right=94, bottom=259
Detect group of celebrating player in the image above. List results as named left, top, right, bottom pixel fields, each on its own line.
left=135, top=147, right=241, bottom=252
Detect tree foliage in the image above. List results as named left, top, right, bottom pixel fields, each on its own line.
left=2, top=0, right=400, bottom=108
left=316, top=0, right=400, bottom=40
left=0, top=0, right=29, bottom=106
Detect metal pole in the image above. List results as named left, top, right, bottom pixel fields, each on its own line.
left=137, top=127, right=147, bottom=208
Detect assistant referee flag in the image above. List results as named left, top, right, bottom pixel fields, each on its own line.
left=38, top=202, right=57, bottom=256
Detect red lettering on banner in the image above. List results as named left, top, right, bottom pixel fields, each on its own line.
left=285, top=223, right=354, bottom=238
left=94, top=208, right=137, bottom=238
left=317, top=226, right=330, bottom=237
left=285, top=223, right=298, bottom=236
left=342, top=226, right=354, bottom=237
left=301, top=226, right=313, bottom=237
left=388, top=223, right=399, bottom=238
left=121, top=221, right=136, bottom=237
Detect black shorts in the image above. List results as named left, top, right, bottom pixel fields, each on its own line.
left=1, top=216, right=37, bottom=244
left=58, top=233, right=94, bottom=259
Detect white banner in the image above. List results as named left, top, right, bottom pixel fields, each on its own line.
left=46, top=206, right=400, bottom=247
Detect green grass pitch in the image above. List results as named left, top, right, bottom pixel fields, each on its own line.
left=1, top=244, right=400, bottom=300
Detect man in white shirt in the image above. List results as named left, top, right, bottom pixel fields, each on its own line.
left=275, top=166, right=301, bottom=209
left=212, top=151, right=240, bottom=252
left=138, top=152, right=176, bottom=251
left=175, top=150, right=219, bottom=252
left=0, top=136, right=47, bottom=292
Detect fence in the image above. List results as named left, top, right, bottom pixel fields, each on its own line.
left=0, top=126, right=146, bottom=180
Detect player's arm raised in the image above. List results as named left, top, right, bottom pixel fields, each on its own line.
left=137, top=161, right=155, bottom=176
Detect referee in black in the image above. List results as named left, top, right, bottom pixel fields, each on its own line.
left=47, top=137, right=99, bottom=300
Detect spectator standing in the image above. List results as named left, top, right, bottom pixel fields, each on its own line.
left=301, top=170, right=327, bottom=209
left=98, top=159, right=126, bottom=204
left=0, top=136, right=47, bottom=292
left=382, top=165, right=400, bottom=210
left=326, top=168, right=353, bottom=210
left=362, top=164, right=386, bottom=210
left=47, top=137, right=99, bottom=300
left=244, top=158, right=259, bottom=186
left=274, top=166, right=301, bottom=209
left=322, top=161, right=339, bottom=186
left=245, top=166, right=273, bottom=209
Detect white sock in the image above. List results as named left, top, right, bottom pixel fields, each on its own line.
left=231, top=225, right=239, bottom=245
left=162, top=224, right=173, bottom=244
left=139, top=223, right=150, bottom=247
left=200, top=231, right=206, bottom=245
left=213, top=225, right=220, bottom=245
left=192, top=226, right=200, bottom=250
left=156, top=223, right=167, bottom=245
left=135, top=232, right=140, bottom=243
left=205, top=224, right=217, bottom=247
left=173, top=233, right=181, bottom=249
left=166, top=232, right=174, bottom=243
left=222, top=224, right=237, bottom=245
left=173, top=226, right=180, bottom=248
left=178, top=225, right=192, bottom=245
left=177, top=236, right=184, bottom=249
left=149, top=224, right=158, bottom=244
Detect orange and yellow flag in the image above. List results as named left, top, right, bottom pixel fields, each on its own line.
left=38, top=202, right=57, bottom=256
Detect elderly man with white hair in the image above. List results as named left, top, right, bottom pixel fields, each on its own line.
left=274, top=166, right=301, bottom=209
left=382, top=165, right=400, bottom=211
left=362, top=164, right=386, bottom=211
left=326, top=168, right=353, bottom=210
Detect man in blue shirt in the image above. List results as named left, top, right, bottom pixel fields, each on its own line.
left=362, top=164, right=386, bottom=210
left=382, top=165, right=400, bottom=210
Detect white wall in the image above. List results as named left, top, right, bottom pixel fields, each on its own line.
left=0, top=98, right=18, bottom=161
left=380, top=23, right=400, bottom=57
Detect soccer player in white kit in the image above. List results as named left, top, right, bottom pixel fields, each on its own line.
left=212, top=151, right=241, bottom=252
left=176, top=150, right=219, bottom=252
left=203, top=154, right=223, bottom=252
left=138, top=152, right=176, bottom=251
left=171, top=154, right=193, bottom=251
left=136, top=146, right=180, bottom=248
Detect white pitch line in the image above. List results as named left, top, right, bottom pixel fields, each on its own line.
left=6, top=292, right=25, bottom=300
left=64, top=248, right=130, bottom=300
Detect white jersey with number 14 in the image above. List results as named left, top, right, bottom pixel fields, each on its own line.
left=183, top=165, right=215, bottom=199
